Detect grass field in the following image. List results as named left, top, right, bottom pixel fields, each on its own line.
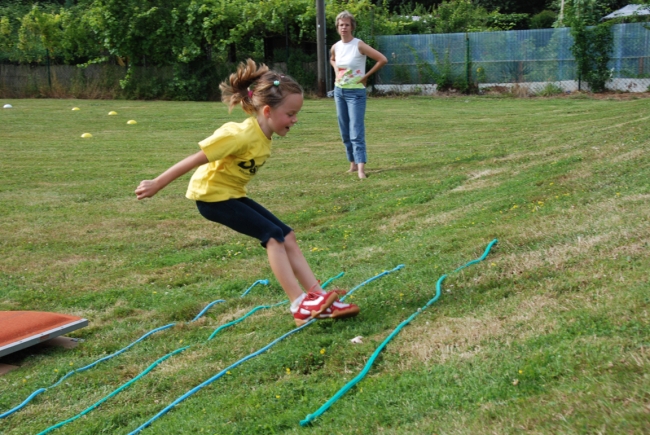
left=0, top=95, right=648, bottom=435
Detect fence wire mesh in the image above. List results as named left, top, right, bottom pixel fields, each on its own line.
left=375, top=23, right=650, bottom=94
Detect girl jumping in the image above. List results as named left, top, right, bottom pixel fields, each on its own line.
left=135, top=59, right=359, bottom=326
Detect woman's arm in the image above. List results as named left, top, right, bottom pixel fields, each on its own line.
left=358, top=41, right=388, bottom=86
left=135, top=150, right=209, bottom=200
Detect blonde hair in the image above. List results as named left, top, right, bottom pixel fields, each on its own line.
left=335, top=10, right=357, bottom=31
left=219, top=59, right=303, bottom=115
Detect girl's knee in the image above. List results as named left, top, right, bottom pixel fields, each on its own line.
left=284, top=231, right=297, bottom=243
left=283, top=231, right=301, bottom=251
left=262, top=229, right=285, bottom=248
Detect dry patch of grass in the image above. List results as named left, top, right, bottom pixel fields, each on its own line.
left=393, top=294, right=560, bottom=369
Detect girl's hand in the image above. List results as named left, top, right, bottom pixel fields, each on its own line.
left=134, top=150, right=208, bottom=201
left=135, top=180, right=160, bottom=200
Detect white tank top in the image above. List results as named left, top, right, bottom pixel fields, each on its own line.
left=333, top=38, right=366, bottom=89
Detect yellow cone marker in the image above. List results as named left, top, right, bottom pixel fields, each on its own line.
left=81, top=133, right=92, bottom=138
left=72, top=107, right=80, bottom=111
left=127, top=120, right=137, bottom=125
left=108, top=111, right=118, bottom=115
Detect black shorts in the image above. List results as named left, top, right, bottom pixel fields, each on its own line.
left=196, top=197, right=293, bottom=247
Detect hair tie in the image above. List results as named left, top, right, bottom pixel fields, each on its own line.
left=248, top=89, right=253, bottom=98
left=273, top=80, right=280, bottom=86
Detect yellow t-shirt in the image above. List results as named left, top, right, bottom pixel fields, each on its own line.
left=186, top=117, right=271, bottom=202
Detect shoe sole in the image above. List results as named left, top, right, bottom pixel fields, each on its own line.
left=294, top=305, right=360, bottom=326
left=308, top=292, right=339, bottom=318
left=294, top=317, right=310, bottom=327
left=318, top=305, right=360, bottom=320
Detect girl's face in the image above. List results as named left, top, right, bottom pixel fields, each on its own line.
left=264, top=93, right=303, bottom=138
left=337, top=18, right=353, bottom=38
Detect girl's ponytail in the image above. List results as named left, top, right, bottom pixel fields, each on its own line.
left=220, top=59, right=303, bottom=114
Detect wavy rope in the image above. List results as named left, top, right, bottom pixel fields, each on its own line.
left=34, top=276, right=337, bottom=432
left=0, top=293, right=229, bottom=420
left=341, top=265, right=405, bottom=301
left=126, top=266, right=404, bottom=435
left=300, top=239, right=498, bottom=426
left=192, top=300, right=226, bottom=322
left=320, top=272, right=344, bottom=289
left=240, top=279, right=269, bottom=298
left=36, top=347, right=190, bottom=435
left=0, top=323, right=175, bottom=419
left=207, top=301, right=287, bottom=341
left=207, top=271, right=343, bottom=341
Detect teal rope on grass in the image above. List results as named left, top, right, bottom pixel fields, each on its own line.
left=0, top=296, right=226, bottom=420
left=240, top=279, right=270, bottom=298
left=207, top=301, right=287, bottom=341
left=126, top=265, right=404, bottom=435
left=35, top=276, right=337, bottom=433
left=207, top=271, right=345, bottom=341
left=0, top=323, right=175, bottom=419
left=192, top=299, right=226, bottom=322
left=341, top=265, right=405, bottom=301
left=36, top=347, right=190, bottom=435
left=300, top=239, right=498, bottom=426
left=321, top=272, right=345, bottom=289
left=24, top=279, right=277, bottom=432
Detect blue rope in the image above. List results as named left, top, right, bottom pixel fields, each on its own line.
left=1, top=295, right=229, bottom=419
left=0, top=323, right=175, bottom=419
left=300, top=239, right=498, bottom=426
left=321, top=272, right=344, bottom=289
left=340, top=265, right=405, bottom=301
left=207, top=271, right=345, bottom=340
left=128, top=321, right=315, bottom=435
left=191, top=299, right=226, bottom=322
left=207, top=301, right=287, bottom=341
left=126, top=266, right=403, bottom=434
left=33, top=277, right=328, bottom=432
left=240, top=279, right=269, bottom=298
left=36, top=347, right=190, bottom=435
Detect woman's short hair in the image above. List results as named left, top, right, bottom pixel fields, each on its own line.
left=335, top=10, right=356, bottom=31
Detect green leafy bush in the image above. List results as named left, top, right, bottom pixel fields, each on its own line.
left=535, top=82, right=564, bottom=97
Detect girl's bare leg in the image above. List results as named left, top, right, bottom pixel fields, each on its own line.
left=265, top=238, right=307, bottom=303
left=347, top=162, right=358, bottom=173
left=282, top=232, right=323, bottom=292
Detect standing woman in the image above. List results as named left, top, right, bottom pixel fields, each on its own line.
left=330, top=10, right=387, bottom=179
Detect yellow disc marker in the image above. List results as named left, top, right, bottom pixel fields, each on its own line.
left=81, top=133, right=93, bottom=138
left=108, top=111, right=118, bottom=115
left=72, top=107, right=80, bottom=111
left=127, top=120, right=137, bottom=125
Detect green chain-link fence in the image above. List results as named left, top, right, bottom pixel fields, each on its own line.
left=375, top=23, right=650, bottom=94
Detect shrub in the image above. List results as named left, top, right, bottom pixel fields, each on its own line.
left=530, top=10, right=557, bottom=29
left=535, top=82, right=564, bottom=97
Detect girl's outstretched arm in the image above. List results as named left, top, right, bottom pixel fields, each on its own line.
left=135, top=151, right=208, bottom=200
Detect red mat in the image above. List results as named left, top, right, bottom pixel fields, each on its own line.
left=0, top=311, right=88, bottom=358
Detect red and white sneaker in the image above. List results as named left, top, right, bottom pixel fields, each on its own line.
left=308, top=283, right=347, bottom=298
left=316, top=300, right=360, bottom=321
left=327, top=288, right=348, bottom=297
left=291, top=291, right=340, bottom=326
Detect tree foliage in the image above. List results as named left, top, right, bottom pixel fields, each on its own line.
left=1, top=0, right=581, bottom=69
left=567, top=1, right=615, bottom=92
left=0, top=0, right=635, bottom=97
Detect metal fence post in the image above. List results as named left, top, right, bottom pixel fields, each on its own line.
left=46, top=48, right=52, bottom=89
left=465, top=33, right=470, bottom=88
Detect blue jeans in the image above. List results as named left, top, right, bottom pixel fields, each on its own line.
left=334, top=87, right=367, bottom=164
